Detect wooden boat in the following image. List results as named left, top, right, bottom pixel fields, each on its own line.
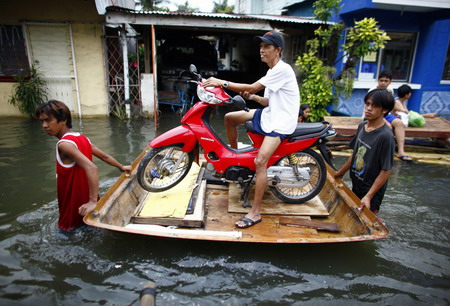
left=84, top=150, right=389, bottom=244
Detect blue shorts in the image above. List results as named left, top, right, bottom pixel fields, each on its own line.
left=385, top=114, right=399, bottom=124
left=252, top=109, right=287, bottom=140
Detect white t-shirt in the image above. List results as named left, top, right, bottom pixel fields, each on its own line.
left=258, top=60, right=300, bottom=135
left=368, top=85, right=394, bottom=96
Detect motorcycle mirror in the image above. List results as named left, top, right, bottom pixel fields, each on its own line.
left=232, top=95, right=248, bottom=111
left=189, top=64, right=201, bottom=81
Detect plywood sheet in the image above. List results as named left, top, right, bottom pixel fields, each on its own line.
left=228, top=184, right=329, bottom=216
left=139, top=163, right=200, bottom=218
left=132, top=179, right=206, bottom=228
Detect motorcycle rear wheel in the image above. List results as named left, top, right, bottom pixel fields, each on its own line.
left=137, top=145, right=194, bottom=192
left=269, top=148, right=326, bottom=204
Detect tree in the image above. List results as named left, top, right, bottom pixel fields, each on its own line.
left=295, top=0, right=390, bottom=122
left=176, top=1, right=199, bottom=13
left=139, top=0, right=170, bottom=11
left=213, top=0, right=235, bottom=13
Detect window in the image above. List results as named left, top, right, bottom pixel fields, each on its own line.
left=442, top=39, right=450, bottom=81
left=0, top=25, right=30, bottom=81
left=358, top=50, right=380, bottom=80
left=356, top=31, right=417, bottom=82
left=380, top=32, right=416, bottom=81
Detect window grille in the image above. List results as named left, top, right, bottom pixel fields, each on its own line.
left=0, top=25, right=30, bottom=79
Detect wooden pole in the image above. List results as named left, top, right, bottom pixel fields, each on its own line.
left=151, top=24, right=159, bottom=128
left=139, top=281, right=156, bottom=306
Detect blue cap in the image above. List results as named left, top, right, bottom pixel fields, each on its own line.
left=254, top=31, right=284, bottom=49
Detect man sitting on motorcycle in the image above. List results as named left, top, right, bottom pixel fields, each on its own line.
left=202, top=31, right=300, bottom=229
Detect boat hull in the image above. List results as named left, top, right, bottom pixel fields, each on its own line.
left=84, top=150, right=389, bottom=244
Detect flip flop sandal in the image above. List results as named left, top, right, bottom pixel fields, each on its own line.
left=236, top=217, right=262, bottom=229
left=398, top=155, right=413, bottom=161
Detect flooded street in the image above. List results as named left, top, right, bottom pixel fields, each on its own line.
left=0, top=112, right=449, bottom=305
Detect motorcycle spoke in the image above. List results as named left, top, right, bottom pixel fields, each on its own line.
left=141, top=146, right=192, bottom=190
left=271, top=149, right=326, bottom=202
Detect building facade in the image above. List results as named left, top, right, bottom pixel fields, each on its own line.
left=286, top=0, right=450, bottom=117
left=0, top=0, right=116, bottom=117
left=1, top=0, right=322, bottom=118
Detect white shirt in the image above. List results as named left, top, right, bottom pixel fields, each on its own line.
left=368, top=85, right=394, bottom=96
left=258, top=60, right=300, bottom=134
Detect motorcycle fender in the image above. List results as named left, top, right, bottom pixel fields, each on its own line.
left=149, top=125, right=197, bottom=153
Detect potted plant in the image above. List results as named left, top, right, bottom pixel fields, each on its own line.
left=9, top=64, right=48, bottom=117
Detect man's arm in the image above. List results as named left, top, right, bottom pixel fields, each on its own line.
left=91, top=144, right=131, bottom=173
left=203, top=77, right=265, bottom=94
left=393, top=100, right=408, bottom=113
left=334, top=155, right=352, bottom=179
left=58, top=142, right=99, bottom=216
left=360, top=169, right=391, bottom=210
left=241, top=91, right=269, bottom=107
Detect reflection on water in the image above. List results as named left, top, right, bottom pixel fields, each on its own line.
left=0, top=114, right=449, bottom=304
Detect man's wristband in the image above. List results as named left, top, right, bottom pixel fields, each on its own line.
left=222, top=81, right=229, bottom=88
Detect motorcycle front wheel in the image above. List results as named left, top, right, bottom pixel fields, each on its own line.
left=269, top=148, right=326, bottom=204
left=137, top=145, right=194, bottom=192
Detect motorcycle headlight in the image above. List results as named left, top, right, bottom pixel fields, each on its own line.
left=197, top=86, right=222, bottom=104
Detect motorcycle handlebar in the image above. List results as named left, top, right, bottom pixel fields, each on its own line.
left=231, top=95, right=248, bottom=111
left=224, top=97, right=249, bottom=112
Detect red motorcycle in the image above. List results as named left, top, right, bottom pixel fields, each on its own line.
left=137, top=65, right=336, bottom=205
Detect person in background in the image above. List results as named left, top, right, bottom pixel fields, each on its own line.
left=203, top=31, right=300, bottom=229
left=335, top=89, right=395, bottom=214
left=298, top=103, right=311, bottom=122
left=393, top=84, right=436, bottom=120
left=368, top=70, right=394, bottom=96
left=368, top=71, right=412, bottom=161
left=36, top=100, right=131, bottom=232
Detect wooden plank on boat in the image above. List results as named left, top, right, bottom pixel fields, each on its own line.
left=130, top=163, right=206, bottom=228
left=204, top=187, right=321, bottom=239
left=325, top=116, right=450, bottom=139
left=138, top=164, right=201, bottom=218
left=206, top=183, right=229, bottom=190
left=132, top=179, right=206, bottom=227
left=279, top=217, right=340, bottom=232
left=227, top=184, right=329, bottom=216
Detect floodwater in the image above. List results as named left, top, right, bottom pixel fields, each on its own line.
left=0, top=109, right=449, bottom=305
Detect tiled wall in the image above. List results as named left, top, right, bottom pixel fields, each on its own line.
left=420, top=91, right=450, bottom=115
left=335, top=90, right=367, bottom=117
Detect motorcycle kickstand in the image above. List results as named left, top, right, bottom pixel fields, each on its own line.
left=240, top=175, right=254, bottom=208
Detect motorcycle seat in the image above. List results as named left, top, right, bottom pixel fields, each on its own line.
left=245, top=121, right=326, bottom=138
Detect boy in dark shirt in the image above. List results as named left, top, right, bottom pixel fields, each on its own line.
left=335, top=89, right=395, bottom=213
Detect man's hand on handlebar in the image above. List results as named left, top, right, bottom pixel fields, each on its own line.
left=203, top=77, right=224, bottom=87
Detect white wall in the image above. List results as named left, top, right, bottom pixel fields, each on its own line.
left=236, top=0, right=291, bottom=15
left=140, top=73, right=155, bottom=117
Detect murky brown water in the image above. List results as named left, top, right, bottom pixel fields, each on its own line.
left=0, top=110, right=449, bottom=305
